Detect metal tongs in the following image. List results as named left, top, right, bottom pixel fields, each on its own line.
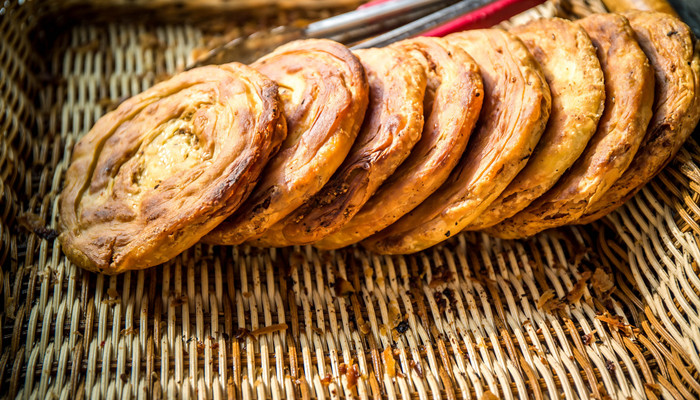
left=186, top=0, right=544, bottom=68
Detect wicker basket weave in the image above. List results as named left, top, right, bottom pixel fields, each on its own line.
left=2, top=0, right=700, bottom=398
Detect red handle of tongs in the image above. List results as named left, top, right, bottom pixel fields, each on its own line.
left=359, top=0, right=547, bottom=36
left=422, top=0, right=547, bottom=36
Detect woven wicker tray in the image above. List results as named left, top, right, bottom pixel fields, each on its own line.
left=3, top=0, right=700, bottom=398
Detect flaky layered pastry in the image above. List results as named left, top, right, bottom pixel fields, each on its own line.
left=365, top=29, right=551, bottom=254
left=266, top=47, right=427, bottom=245
left=204, top=39, right=369, bottom=246
left=491, top=13, right=655, bottom=238
left=58, top=63, right=285, bottom=274
left=466, top=18, right=605, bottom=231
left=316, top=37, right=483, bottom=250
left=578, top=11, right=700, bottom=224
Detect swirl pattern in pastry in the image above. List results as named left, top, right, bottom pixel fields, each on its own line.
left=58, top=63, right=285, bottom=274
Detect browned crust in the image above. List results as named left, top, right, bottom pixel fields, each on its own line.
left=203, top=39, right=369, bottom=245
left=602, top=0, right=678, bottom=16
left=58, top=63, right=284, bottom=274
left=315, top=36, right=484, bottom=250
left=260, top=47, right=427, bottom=245
left=466, top=18, right=605, bottom=230
left=577, top=11, right=700, bottom=224
left=488, top=13, right=655, bottom=239
left=364, top=29, right=551, bottom=254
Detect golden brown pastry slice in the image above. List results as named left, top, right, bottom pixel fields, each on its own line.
left=314, top=37, right=483, bottom=250
left=489, top=13, right=655, bottom=238
left=203, top=39, right=369, bottom=245
left=58, top=63, right=285, bottom=274
left=577, top=11, right=700, bottom=224
left=256, top=47, right=427, bottom=246
left=364, top=29, right=550, bottom=254
left=465, top=18, right=605, bottom=230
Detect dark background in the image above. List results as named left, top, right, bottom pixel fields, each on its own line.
left=669, top=0, right=700, bottom=34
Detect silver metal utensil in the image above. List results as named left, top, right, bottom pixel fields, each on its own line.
left=186, top=0, right=447, bottom=68
left=351, top=0, right=495, bottom=48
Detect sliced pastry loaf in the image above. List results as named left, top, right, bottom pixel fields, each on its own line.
left=365, top=29, right=550, bottom=254
left=467, top=18, right=605, bottom=231
left=489, top=13, right=655, bottom=238
left=316, top=37, right=483, bottom=250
